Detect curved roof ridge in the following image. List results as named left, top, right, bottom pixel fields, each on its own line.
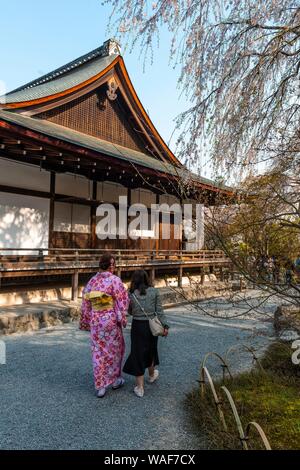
left=6, top=39, right=121, bottom=95
left=1, top=55, right=117, bottom=105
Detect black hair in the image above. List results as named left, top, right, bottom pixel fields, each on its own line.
left=99, top=252, right=115, bottom=271
left=130, top=270, right=151, bottom=295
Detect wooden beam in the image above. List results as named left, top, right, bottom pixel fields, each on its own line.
left=180, top=198, right=184, bottom=252
left=201, top=271, right=205, bottom=285
left=0, top=183, right=95, bottom=207
left=0, top=128, right=234, bottom=204
left=0, top=121, right=187, bottom=189
left=126, top=186, right=132, bottom=250
left=49, top=172, right=56, bottom=249
left=150, top=268, right=155, bottom=285
left=178, top=266, right=183, bottom=288
left=1, top=139, right=21, bottom=145
left=91, top=180, right=97, bottom=249
left=156, top=193, right=160, bottom=254
left=127, top=186, right=132, bottom=206
left=72, top=270, right=79, bottom=300
left=0, top=184, right=50, bottom=199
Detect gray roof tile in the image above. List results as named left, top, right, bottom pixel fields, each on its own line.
left=0, top=55, right=117, bottom=105
left=0, top=110, right=231, bottom=191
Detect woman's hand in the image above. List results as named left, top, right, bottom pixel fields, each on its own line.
left=163, top=328, right=169, bottom=337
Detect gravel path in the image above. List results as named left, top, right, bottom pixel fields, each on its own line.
left=0, top=302, right=275, bottom=450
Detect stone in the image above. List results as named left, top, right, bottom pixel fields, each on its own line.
left=274, top=305, right=300, bottom=338
left=0, top=283, right=235, bottom=336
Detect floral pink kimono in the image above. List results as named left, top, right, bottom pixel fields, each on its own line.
left=80, top=272, right=129, bottom=390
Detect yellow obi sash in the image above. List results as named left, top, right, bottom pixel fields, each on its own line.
left=84, top=291, right=114, bottom=311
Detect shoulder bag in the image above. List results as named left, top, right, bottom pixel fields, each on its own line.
left=132, top=293, right=165, bottom=337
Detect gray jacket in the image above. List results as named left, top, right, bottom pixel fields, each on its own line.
left=128, top=287, right=169, bottom=328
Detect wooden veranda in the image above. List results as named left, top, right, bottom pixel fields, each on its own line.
left=0, top=248, right=232, bottom=299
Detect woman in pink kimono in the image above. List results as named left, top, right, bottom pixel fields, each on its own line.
left=80, top=253, right=129, bottom=398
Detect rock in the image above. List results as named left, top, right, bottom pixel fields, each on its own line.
left=274, top=305, right=300, bottom=338
left=279, top=330, right=300, bottom=341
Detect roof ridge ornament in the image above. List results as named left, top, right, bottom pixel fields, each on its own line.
left=103, top=39, right=122, bottom=57
left=5, top=39, right=121, bottom=96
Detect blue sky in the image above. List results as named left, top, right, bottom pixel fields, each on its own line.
left=0, top=0, right=197, bottom=167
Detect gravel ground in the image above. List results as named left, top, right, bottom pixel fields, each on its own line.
left=0, top=301, right=275, bottom=450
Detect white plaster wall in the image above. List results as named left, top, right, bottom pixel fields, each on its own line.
left=0, top=192, right=49, bottom=251
left=131, top=189, right=156, bottom=207
left=54, top=202, right=71, bottom=233
left=55, top=173, right=92, bottom=199
left=73, top=205, right=91, bottom=233
left=97, top=183, right=157, bottom=207
left=0, top=158, right=50, bottom=191
left=54, top=202, right=90, bottom=233
left=97, top=181, right=127, bottom=203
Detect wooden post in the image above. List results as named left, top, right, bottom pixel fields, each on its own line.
left=178, top=266, right=183, bottom=288
left=117, top=251, right=121, bottom=278
left=180, top=197, right=184, bottom=253
left=201, top=270, right=205, bottom=285
left=155, top=193, right=160, bottom=255
left=150, top=268, right=155, bottom=286
left=127, top=187, right=131, bottom=250
left=127, top=187, right=132, bottom=206
left=219, top=267, right=224, bottom=281
left=91, top=180, right=97, bottom=249
left=49, top=171, right=56, bottom=248
left=72, top=250, right=79, bottom=300
left=72, top=270, right=79, bottom=301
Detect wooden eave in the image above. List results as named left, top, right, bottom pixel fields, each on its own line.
left=0, top=117, right=234, bottom=203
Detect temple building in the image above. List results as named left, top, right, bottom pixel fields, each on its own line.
left=0, top=39, right=231, bottom=252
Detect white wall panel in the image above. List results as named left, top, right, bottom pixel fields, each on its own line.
left=97, top=181, right=127, bottom=203
left=0, top=158, right=50, bottom=191
left=0, top=192, right=49, bottom=251
left=54, top=202, right=90, bottom=233
left=55, top=173, right=91, bottom=199
left=131, top=189, right=156, bottom=207
left=53, top=202, right=71, bottom=233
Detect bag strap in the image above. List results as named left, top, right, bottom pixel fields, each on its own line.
left=132, top=293, right=156, bottom=319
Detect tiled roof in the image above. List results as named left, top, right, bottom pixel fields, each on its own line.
left=0, top=55, right=117, bottom=105
left=0, top=39, right=121, bottom=105
left=0, top=110, right=231, bottom=192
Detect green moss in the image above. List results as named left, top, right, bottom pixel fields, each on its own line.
left=187, top=342, right=300, bottom=450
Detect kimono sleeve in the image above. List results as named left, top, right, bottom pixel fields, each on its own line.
left=113, top=277, right=129, bottom=327
left=79, top=286, right=92, bottom=331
